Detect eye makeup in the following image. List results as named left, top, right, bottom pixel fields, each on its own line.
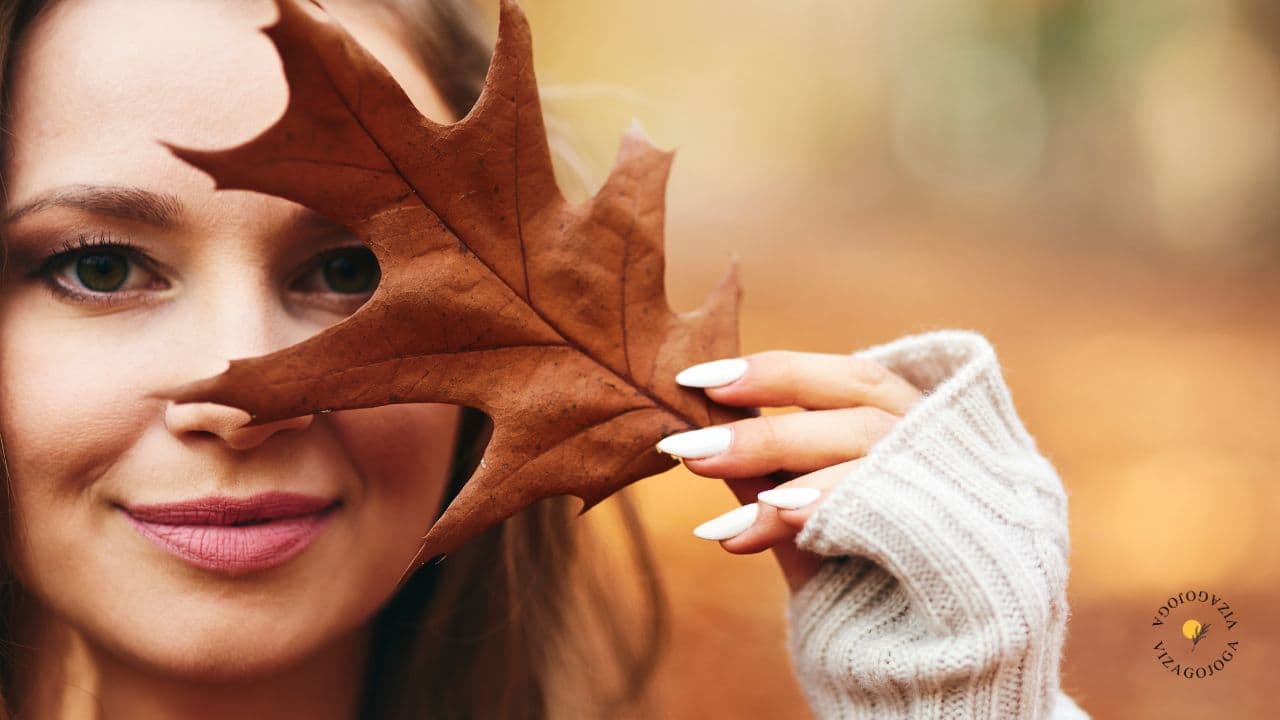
left=23, top=229, right=168, bottom=308
left=7, top=223, right=379, bottom=314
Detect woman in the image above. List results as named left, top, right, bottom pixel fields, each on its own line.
left=0, top=0, right=1088, bottom=717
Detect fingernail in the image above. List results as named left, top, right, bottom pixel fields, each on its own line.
left=693, top=503, right=759, bottom=540
left=758, top=487, right=821, bottom=510
left=675, top=358, right=748, bottom=388
left=656, top=426, right=732, bottom=459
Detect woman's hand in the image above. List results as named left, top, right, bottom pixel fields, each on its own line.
left=657, top=350, right=926, bottom=593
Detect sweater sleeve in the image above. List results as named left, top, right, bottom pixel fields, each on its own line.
left=785, top=329, right=1089, bottom=719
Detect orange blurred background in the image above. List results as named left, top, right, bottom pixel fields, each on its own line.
left=502, top=0, right=1280, bottom=717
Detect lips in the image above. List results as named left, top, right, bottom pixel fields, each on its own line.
left=120, top=492, right=340, bottom=576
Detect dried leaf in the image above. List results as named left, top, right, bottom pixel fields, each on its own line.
left=150, top=0, right=749, bottom=564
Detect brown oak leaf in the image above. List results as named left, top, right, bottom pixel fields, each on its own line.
left=150, top=0, right=750, bottom=565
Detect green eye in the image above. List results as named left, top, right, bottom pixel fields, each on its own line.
left=321, top=247, right=379, bottom=294
left=75, top=252, right=130, bottom=292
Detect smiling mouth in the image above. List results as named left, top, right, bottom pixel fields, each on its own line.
left=118, top=492, right=341, bottom=576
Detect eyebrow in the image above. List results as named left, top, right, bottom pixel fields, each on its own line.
left=3, top=184, right=184, bottom=229
left=2, top=183, right=350, bottom=236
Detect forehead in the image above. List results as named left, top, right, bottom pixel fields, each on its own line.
left=4, top=0, right=448, bottom=201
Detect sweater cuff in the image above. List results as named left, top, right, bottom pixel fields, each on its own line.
left=786, top=329, right=1074, bottom=718
left=792, top=328, right=1068, bottom=633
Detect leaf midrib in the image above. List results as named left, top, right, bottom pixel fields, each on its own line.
left=313, top=49, right=705, bottom=430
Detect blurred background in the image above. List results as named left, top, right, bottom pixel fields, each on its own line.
left=493, top=0, right=1278, bottom=717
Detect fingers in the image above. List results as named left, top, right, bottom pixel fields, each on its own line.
left=711, top=459, right=861, bottom=555
left=677, top=350, right=924, bottom=416
left=692, top=460, right=865, bottom=593
left=668, top=348, right=920, bottom=591
left=658, top=405, right=898, bottom=479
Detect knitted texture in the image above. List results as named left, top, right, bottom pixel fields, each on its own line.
left=786, top=329, right=1089, bottom=719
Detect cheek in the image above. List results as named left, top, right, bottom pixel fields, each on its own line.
left=329, top=402, right=463, bottom=536
left=0, top=307, right=158, bottom=598
left=0, top=304, right=158, bottom=497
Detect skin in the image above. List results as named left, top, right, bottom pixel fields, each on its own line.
left=673, top=351, right=925, bottom=592
left=0, top=1, right=460, bottom=717
left=0, top=0, right=926, bottom=716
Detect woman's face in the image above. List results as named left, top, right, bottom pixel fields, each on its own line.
left=0, top=0, right=461, bottom=680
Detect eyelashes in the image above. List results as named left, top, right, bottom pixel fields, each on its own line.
left=27, top=230, right=163, bottom=307
left=25, top=230, right=380, bottom=311
left=28, top=229, right=147, bottom=278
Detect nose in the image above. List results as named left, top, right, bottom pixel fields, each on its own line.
left=159, top=268, right=322, bottom=452
left=165, top=401, right=314, bottom=451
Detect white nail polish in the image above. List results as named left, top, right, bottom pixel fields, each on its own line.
left=675, top=358, right=748, bottom=388
left=758, top=487, right=821, bottom=510
left=693, top=503, right=759, bottom=540
left=656, top=426, right=732, bottom=459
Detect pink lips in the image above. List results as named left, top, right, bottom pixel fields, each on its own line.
left=120, top=492, right=340, bottom=576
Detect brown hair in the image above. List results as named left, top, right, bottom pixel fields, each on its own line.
left=0, top=1, right=668, bottom=718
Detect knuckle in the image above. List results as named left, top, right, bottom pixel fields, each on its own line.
left=868, top=408, right=900, bottom=441
left=766, top=350, right=802, bottom=405
left=755, top=413, right=785, bottom=457
left=847, top=356, right=893, bottom=388
left=845, top=406, right=898, bottom=441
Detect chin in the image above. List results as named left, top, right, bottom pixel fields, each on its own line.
left=13, top=569, right=330, bottom=682
left=104, top=607, right=346, bottom=681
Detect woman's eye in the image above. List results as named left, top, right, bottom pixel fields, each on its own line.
left=296, top=246, right=380, bottom=296
left=36, top=241, right=163, bottom=302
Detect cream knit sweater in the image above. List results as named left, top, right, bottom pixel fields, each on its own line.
left=785, top=329, right=1089, bottom=719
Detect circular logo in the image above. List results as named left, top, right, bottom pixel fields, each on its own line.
left=1150, top=589, right=1240, bottom=679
